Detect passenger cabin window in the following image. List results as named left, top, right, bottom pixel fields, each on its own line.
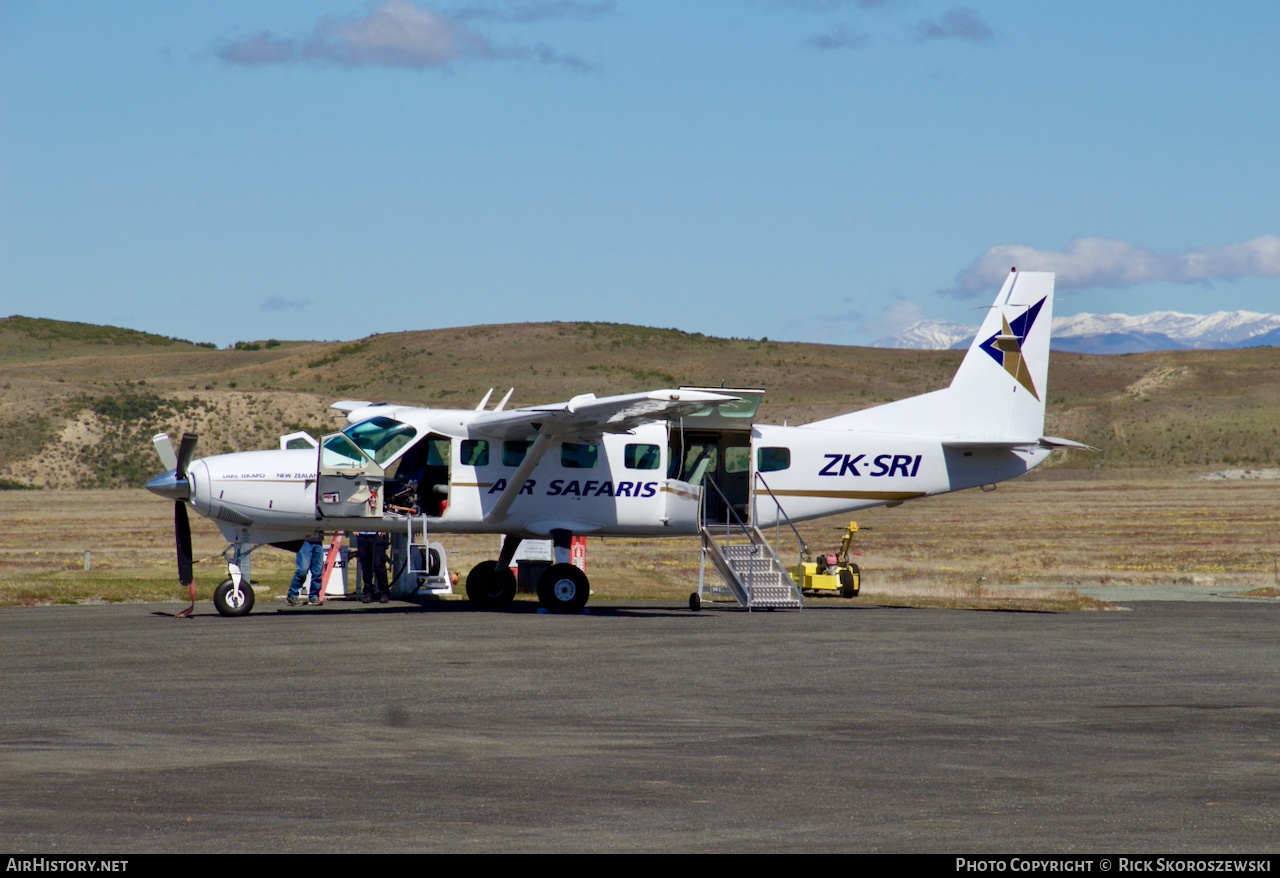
left=757, top=447, right=791, bottom=473
left=561, top=441, right=598, bottom=469
left=503, top=440, right=532, bottom=467
left=460, top=440, right=489, bottom=467
left=624, top=443, right=660, bottom=470
left=342, top=417, right=418, bottom=466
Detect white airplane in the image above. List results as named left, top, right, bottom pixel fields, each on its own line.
left=147, top=269, right=1085, bottom=616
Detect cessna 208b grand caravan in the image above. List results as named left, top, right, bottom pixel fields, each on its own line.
left=147, top=270, right=1084, bottom=616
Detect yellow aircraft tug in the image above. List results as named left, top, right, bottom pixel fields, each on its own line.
left=789, top=521, right=862, bottom=598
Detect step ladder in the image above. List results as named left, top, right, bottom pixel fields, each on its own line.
left=699, top=523, right=804, bottom=609
left=696, top=473, right=803, bottom=611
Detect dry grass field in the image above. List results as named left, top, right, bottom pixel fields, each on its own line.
left=2, top=469, right=1275, bottom=611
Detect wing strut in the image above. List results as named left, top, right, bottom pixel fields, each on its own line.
left=484, top=432, right=555, bottom=524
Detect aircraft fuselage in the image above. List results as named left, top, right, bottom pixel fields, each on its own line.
left=186, top=414, right=1050, bottom=547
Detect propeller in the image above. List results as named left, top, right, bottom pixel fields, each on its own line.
left=148, top=432, right=199, bottom=618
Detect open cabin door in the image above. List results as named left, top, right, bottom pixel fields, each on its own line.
left=316, top=433, right=385, bottom=519
left=668, top=387, right=764, bottom=524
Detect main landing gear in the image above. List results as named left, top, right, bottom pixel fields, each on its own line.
left=468, top=530, right=591, bottom=614
left=536, top=563, right=589, bottom=614
left=465, top=560, right=517, bottom=611
left=465, top=560, right=592, bottom=614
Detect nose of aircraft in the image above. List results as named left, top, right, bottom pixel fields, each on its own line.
left=145, top=469, right=190, bottom=501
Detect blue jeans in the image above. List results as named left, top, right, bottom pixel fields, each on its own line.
left=288, top=540, right=326, bottom=599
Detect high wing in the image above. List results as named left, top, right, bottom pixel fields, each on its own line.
left=467, top=389, right=740, bottom=440
left=467, top=388, right=739, bottom=525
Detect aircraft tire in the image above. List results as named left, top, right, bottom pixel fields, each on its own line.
left=214, top=578, right=255, bottom=617
left=689, top=592, right=701, bottom=612
left=840, top=566, right=860, bottom=599
left=536, top=563, right=589, bottom=614
left=465, top=560, right=517, bottom=610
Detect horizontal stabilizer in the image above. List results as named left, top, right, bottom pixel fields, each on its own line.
left=941, top=435, right=1098, bottom=451
left=941, top=438, right=1042, bottom=449
left=1038, top=436, right=1098, bottom=451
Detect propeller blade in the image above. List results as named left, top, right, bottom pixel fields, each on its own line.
left=174, top=500, right=196, bottom=619
left=175, top=501, right=193, bottom=587
left=175, top=433, right=198, bottom=480
left=152, top=433, right=177, bottom=471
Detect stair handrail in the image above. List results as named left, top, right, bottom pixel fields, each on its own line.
left=700, top=476, right=759, bottom=600
left=752, top=472, right=808, bottom=566
left=700, top=475, right=752, bottom=543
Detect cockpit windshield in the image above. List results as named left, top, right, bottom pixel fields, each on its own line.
left=342, top=417, right=419, bottom=466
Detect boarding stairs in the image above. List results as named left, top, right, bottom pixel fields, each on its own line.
left=698, top=476, right=804, bottom=610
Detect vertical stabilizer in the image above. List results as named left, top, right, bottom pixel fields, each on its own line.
left=803, top=270, right=1056, bottom=441
left=947, top=269, right=1055, bottom=441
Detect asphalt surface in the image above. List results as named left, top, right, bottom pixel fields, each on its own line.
left=2, top=597, right=1279, bottom=853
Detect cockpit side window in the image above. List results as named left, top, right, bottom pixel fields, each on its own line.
left=425, top=438, right=450, bottom=466
left=342, top=417, right=419, bottom=467
left=321, top=433, right=370, bottom=470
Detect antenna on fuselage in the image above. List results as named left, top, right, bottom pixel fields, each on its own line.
left=494, top=388, right=515, bottom=412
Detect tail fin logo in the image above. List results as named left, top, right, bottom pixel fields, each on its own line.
left=978, top=296, right=1046, bottom=401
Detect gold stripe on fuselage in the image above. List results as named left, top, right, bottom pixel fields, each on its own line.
left=768, top=489, right=926, bottom=501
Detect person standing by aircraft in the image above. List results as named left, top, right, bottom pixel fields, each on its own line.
left=356, top=531, right=390, bottom=603
left=287, top=538, right=325, bottom=606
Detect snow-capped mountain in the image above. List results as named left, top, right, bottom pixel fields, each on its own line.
left=875, top=311, right=1280, bottom=354
left=876, top=319, right=977, bottom=351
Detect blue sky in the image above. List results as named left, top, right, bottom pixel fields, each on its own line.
left=2, top=1, right=1278, bottom=347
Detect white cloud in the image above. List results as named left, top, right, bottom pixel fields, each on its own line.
left=946, top=235, right=1280, bottom=297
left=217, top=0, right=595, bottom=71
left=912, top=7, right=994, bottom=43
left=763, top=0, right=894, bottom=10
left=805, top=26, right=870, bottom=51
left=217, top=32, right=297, bottom=66
left=454, top=1, right=617, bottom=23
left=307, top=1, right=482, bottom=68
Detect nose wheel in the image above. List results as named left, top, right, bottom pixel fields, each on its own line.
left=214, top=578, right=255, bottom=616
